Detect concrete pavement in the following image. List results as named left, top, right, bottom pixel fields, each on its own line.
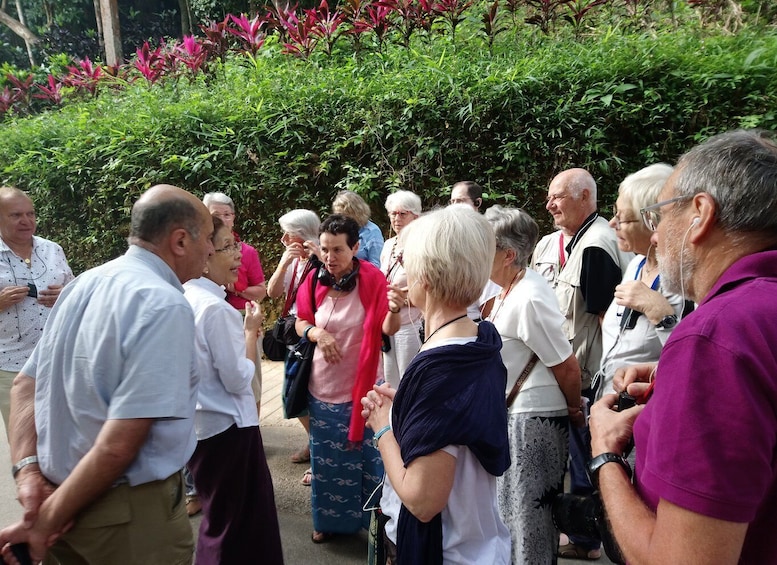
left=0, top=359, right=609, bottom=564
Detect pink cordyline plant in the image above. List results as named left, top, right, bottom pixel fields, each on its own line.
left=306, top=0, right=345, bottom=55
left=228, top=13, right=267, bottom=57
left=134, top=42, right=165, bottom=85
left=33, top=75, right=63, bottom=105
left=63, top=58, right=103, bottom=97
left=279, top=10, right=318, bottom=59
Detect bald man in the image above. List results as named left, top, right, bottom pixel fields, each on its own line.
left=0, top=185, right=214, bottom=565
left=532, top=169, right=631, bottom=559
left=0, top=187, right=73, bottom=433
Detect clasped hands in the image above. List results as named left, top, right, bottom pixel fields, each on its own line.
left=589, top=363, right=654, bottom=458
left=360, top=383, right=395, bottom=432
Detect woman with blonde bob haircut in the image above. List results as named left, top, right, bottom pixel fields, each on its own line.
left=361, top=206, right=511, bottom=564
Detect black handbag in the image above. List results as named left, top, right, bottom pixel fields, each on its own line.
left=262, top=260, right=313, bottom=361
left=262, top=315, right=298, bottom=361
left=284, top=270, right=320, bottom=418
left=284, top=337, right=316, bottom=418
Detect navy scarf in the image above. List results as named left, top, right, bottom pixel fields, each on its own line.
left=392, top=321, right=510, bottom=565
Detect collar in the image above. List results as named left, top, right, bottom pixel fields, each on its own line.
left=184, top=275, right=227, bottom=299
left=699, top=247, right=777, bottom=307
left=565, top=212, right=599, bottom=255
left=125, top=245, right=185, bottom=293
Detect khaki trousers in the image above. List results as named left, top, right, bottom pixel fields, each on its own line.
left=48, top=471, right=193, bottom=565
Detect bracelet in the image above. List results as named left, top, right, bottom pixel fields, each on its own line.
left=371, top=425, right=392, bottom=448
left=389, top=307, right=400, bottom=314
left=303, top=325, right=315, bottom=341
left=587, top=452, right=632, bottom=486
left=11, top=455, right=39, bottom=478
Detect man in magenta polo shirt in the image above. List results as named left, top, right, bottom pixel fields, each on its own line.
left=589, top=129, right=777, bottom=564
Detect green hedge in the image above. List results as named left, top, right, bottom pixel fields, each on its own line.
left=0, top=27, right=775, bottom=277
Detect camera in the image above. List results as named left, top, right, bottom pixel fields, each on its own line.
left=551, top=390, right=639, bottom=564
left=26, top=283, right=37, bottom=298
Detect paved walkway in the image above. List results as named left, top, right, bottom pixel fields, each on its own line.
left=0, top=359, right=609, bottom=564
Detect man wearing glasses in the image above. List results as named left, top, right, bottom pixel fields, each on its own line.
left=590, top=129, right=777, bottom=564
left=532, top=168, right=632, bottom=560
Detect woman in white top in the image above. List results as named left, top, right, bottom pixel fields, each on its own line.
left=266, top=209, right=320, bottom=472
left=485, top=205, right=583, bottom=565
left=597, top=164, right=688, bottom=398
left=362, top=206, right=511, bottom=564
left=184, top=215, right=282, bottom=564
left=380, top=190, right=422, bottom=388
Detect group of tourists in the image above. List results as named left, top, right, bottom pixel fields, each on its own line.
left=0, top=128, right=776, bottom=565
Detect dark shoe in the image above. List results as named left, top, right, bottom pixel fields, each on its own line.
left=311, top=531, right=335, bottom=544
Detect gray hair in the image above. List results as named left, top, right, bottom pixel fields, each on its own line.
left=279, top=209, right=320, bottom=242
left=385, top=190, right=422, bottom=216
left=202, top=192, right=235, bottom=211
left=484, top=205, right=539, bottom=268
left=130, top=195, right=203, bottom=243
left=566, top=169, right=598, bottom=203
left=674, top=129, right=777, bottom=236
left=402, top=206, right=495, bottom=308
left=619, top=163, right=674, bottom=215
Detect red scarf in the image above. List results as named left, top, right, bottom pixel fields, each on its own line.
left=296, top=259, right=388, bottom=442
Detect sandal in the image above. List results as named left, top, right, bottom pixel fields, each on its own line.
left=290, top=446, right=311, bottom=464
left=300, top=468, right=313, bottom=486
left=557, top=542, right=601, bottom=560
left=186, top=495, right=202, bottom=517
left=311, top=530, right=335, bottom=544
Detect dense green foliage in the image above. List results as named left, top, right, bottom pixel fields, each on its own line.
left=0, top=25, right=775, bottom=278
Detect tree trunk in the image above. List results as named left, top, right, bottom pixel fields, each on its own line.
left=0, top=9, right=39, bottom=60
left=14, top=0, right=35, bottom=66
left=93, top=0, right=104, bottom=56
left=99, top=0, right=122, bottom=66
left=178, top=0, right=192, bottom=36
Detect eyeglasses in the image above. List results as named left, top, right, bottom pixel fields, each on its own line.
left=639, top=195, right=692, bottom=231
left=611, top=206, right=640, bottom=229
left=214, top=212, right=235, bottom=219
left=389, top=210, right=413, bottom=219
left=214, top=241, right=241, bottom=254
left=545, top=193, right=569, bottom=204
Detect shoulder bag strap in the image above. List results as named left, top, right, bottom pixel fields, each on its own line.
left=506, top=353, right=539, bottom=408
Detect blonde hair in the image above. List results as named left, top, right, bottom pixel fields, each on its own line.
left=619, top=163, right=674, bottom=215
left=402, top=206, right=495, bottom=308
left=332, top=190, right=371, bottom=227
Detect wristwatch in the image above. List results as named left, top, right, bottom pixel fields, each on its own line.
left=588, top=452, right=632, bottom=486
left=372, top=425, right=392, bottom=448
left=655, top=314, right=678, bottom=329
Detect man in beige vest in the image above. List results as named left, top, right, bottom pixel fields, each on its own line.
left=532, top=168, right=631, bottom=560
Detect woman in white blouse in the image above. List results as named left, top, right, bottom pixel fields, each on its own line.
left=184, top=215, right=282, bottom=564
left=380, top=190, right=422, bottom=388
left=485, top=205, right=582, bottom=565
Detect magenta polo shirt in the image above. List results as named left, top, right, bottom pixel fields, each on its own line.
left=633, top=249, right=777, bottom=564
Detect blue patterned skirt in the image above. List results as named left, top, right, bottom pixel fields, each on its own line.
left=309, top=394, right=384, bottom=534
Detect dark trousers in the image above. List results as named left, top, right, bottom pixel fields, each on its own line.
left=188, top=424, right=284, bottom=565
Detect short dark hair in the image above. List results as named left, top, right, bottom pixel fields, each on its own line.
left=130, top=197, right=203, bottom=244
left=453, top=181, right=483, bottom=201
left=320, top=214, right=360, bottom=248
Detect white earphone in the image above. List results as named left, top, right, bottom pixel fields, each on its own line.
left=691, top=217, right=701, bottom=227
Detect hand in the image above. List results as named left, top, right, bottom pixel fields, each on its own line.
left=15, top=468, right=56, bottom=528
left=613, top=363, right=656, bottom=398
left=386, top=284, right=407, bottom=314
left=314, top=329, right=341, bottom=364
left=303, top=240, right=320, bottom=261
left=589, top=394, right=645, bottom=457
left=614, top=281, right=673, bottom=324
left=360, top=383, right=395, bottom=431
left=282, top=242, right=307, bottom=264
left=36, top=285, right=63, bottom=308
left=0, top=286, right=29, bottom=311
left=568, top=403, right=586, bottom=428
left=244, top=301, right=264, bottom=334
